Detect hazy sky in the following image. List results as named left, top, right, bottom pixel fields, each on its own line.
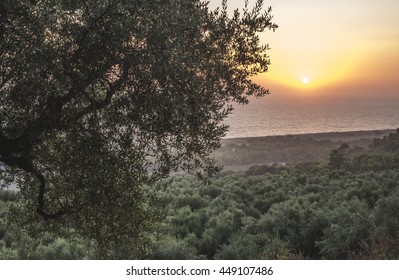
left=208, top=0, right=399, bottom=103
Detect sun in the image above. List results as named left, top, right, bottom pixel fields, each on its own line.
left=302, top=77, right=310, bottom=84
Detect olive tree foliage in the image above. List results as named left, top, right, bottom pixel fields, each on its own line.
left=0, top=0, right=277, bottom=256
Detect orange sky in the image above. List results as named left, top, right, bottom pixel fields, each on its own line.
left=208, top=0, right=399, bottom=103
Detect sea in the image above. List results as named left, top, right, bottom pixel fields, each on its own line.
left=224, top=97, right=399, bottom=138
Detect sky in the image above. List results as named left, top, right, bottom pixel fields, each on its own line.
left=208, top=0, right=399, bottom=103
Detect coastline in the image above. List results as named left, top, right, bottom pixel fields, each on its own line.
left=222, top=128, right=397, bottom=144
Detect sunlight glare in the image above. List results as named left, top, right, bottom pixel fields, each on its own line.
left=302, top=77, right=310, bottom=84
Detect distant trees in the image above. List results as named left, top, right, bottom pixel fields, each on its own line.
left=372, top=128, right=399, bottom=152
left=328, top=148, right=347, bottom=169
left=0, top=0, right=277, bottom=257
left=328, top=130, right=399, bottom=172
left=245, top=163, right=285, bottom=176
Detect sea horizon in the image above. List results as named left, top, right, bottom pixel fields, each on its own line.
left=224, top=97, right=399, bottom=138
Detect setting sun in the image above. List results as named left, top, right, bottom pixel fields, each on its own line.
left=242, top=0, right=399, bottom=99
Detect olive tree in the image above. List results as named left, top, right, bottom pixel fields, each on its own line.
left=0, top=0, right=277, bottom=257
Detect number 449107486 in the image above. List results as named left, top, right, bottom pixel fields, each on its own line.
left=218, top=267, right=273, bottom=276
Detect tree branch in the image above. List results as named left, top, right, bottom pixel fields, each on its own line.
left=0, top=138, right=72, bottom=220
left=30, top=168, right=73, bottom=220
